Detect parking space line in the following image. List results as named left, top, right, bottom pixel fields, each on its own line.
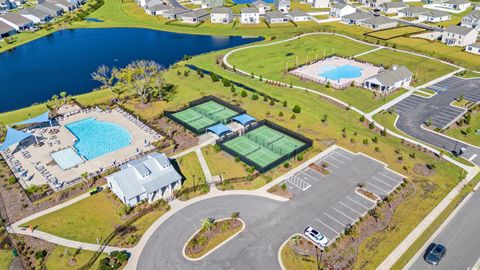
left=301, top=170, right=321, bottom=182
left=372, top=176, right=395, bottom=188
left=332, top=151, right=352, bottom=160
left=324, top=212, right=348, bottom=227
left=316, top=219, right=340, bottom=235
left=325, top=155, right=346, bottom=165
left=346, top=196, right=369, bottom=209
left=367, top=181, right=389, bottom=194
left=332, top=207, right=356, bottom=222
left=378, top=172, right=402, bottom=184
left=339, top=201, right=363, bottom=215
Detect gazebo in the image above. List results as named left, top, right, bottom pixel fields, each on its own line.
left=207, top=123, right=231, bottom=137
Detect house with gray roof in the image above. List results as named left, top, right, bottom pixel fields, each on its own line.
left=201, top=0, right=222, bottom=9
left=441, top=25, right=478, bottom=46
left=461, top=10, right=480, bottom=30
left=162, top=7, right=188, bottom=19
left=419, top=9, right=451, bottom=22
left=180, top=9, right=209, bottom=23
left=241, top=7, right=260, bottom=24
left=265, top=10, right=288, bottom=23
left=361, top=16, right=397, bottom=30
left=360, top=0, right=391, bottom=8
left=330, top=3, right=356, bottom=18
left=0, top=0, right=16, bottom=11
left=0, top=21, right=15, bottom=39
left=19, top=8, right=53, bottom=24
left=440, top=0, right=471, bottom=11
left=379, top=2, right=407, bottom=14
left=210, top=7, right=232, bottom=24
left=364, top=66, right=413, bottom=93
left=145, top=3, right=171, bottom=15
left=466, top=42, right=480, bottom=54
left=252, top=0, right=271, bottom=14
left=0, top=13, right=34, bottom=31
left=398, top=6, right=428, bottom=18
left=342, top=11, right=373, bottom=25
left=274, top=0, right=290, bottom=13
left=37, top=2, right=64, bottom=17
left=107, top=152, right=182, bottom=206
left=287, top=9, right=310, bottom=21
left=47, top=0, right=77, bottom=12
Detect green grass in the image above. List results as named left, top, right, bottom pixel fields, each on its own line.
left=456, top=70, right=480, bottom=79
left=176, top=152, right=208, bottom=199
left=0, top=249, right=14, bottom=270
left=413, top=91, right=433, bottom=98
left=0, top=103, right=49, bottom=126
left=201, top=145, right=250, bottom=179
left=356, top=49, right=457, bottom=86
left=74, top=89, right=114, bottom=106
left=44, top=246, right=107, bottom=270
left=443, top=112, right=480, bottom=147
left=280, top=237, right=318, bottom=270
left=365, top=26, right=426, bottom=40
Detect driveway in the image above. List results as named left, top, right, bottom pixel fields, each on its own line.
left=391, top=77, right=480, bottom=165
left=138, top=148, right=404, bottom=269
left=407, top=190, right=480, bottom=270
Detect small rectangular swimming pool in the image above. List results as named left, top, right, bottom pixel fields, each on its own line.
left=51, top=147, right=85, bottom=170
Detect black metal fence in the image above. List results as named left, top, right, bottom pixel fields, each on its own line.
left=217, top=120, right=313, bottom=173
left=165, top=95, right=245, bottom=135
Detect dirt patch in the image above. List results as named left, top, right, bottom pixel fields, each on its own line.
left=12, top=234, right=55, bottom=269
left=153, top=117, right=198, bottom=155
left=356, top=188, right=379, bottom=202
left=413, top=163, right=434, bottom=177
left=309, top=163, right=330, bottom=175
left=267, top=184, right=295, bottom=199
left=317, top=139, right=336, bottom=147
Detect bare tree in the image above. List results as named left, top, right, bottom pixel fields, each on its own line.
left=91, top=65, right=114, bottom=90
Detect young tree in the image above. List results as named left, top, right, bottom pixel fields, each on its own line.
left=231, top=212, right=240, bottom=223
left=201, top=218, right=215, bottom=232
left=60, top=91, right=68, bottom=104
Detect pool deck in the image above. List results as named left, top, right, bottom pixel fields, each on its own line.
left=2, top=108, right=161, bottom=191
left=289, top=57, right=381, bottom=88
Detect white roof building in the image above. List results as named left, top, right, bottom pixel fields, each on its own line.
left=441, top=25, right=478, bottom=47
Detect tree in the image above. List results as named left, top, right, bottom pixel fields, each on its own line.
left=231, top=212, right=240, bottom=223
left=201, top=217, right=215, bottom=232
left=321, top=114, right=328, bottom=123
left=91, top=65, right=114, bottom=90
left=292, top=105, right=301, bottom=113
left=241, top=90, right=248, bottom=97
left=51, top=95, right=59, bottom=107
left=81, top=172, right=89, bottom=187
left=60, top=91, right=68, bottom=104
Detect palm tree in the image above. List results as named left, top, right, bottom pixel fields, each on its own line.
left=60, top=91, right=68, bottom=104
left=112, top=87, right=126, bottom=102
left=231, top=212, right=240, bottom=223
left=51, top=95, right=59, bottom=107
left=81, top=172, right=89, bottom=187
left=201, top=218, right=215, bottom=232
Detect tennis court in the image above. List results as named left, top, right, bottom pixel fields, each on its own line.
left=222, top=125, right=306, bottom=170
left=171, top=100, right=239, bottom=133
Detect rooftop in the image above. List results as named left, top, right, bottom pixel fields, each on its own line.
left=362, top=15, right=396, bottom=25
left=368, top=66, right=412, bottom=86
left=181, top=9, right=209, bottom=18
left=289, top=9, right=309, bottom=17
left=343, top=11, right=373, bottom=20
left=380, top=2, right=407, bottom=8
left=242, top=7, right=259, bottom=13
left=0, top=13, right=33, bottom=26
left=445, top=25, right=475, bottom=35
left=265, top=10, right=287, bottom=19
left=0, top=21, right=14, bottom=35
left=19, top=8, right=51, bottom=19
left=211, top=7, right=231, bottom=14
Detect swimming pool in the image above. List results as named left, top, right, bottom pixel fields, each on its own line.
left=51, top=148, right=84, bottom=170
left=319, top=65, right=363, bottom=80
left=66, top=118, right=132, bottom=160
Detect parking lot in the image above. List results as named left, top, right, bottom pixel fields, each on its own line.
left=284, top=148, right=405, bottom=244
left=426, top=77, right=464, bottom=92
left=427, top=77, right=480, bottom=103
left=393, top=94, right=465, bottom=129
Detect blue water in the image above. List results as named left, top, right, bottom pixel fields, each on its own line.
left=319, top=65, right=363, bottom=80
left=51, top=147, right=85, bottom=170
left=66, top=117, right=132, bottom=160
left=85, top=18, right=104, bottom=22
left=0, top=28, right=263, bottom=112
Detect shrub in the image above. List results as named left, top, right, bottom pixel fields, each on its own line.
left=283, top=100, right=288, bottom=107
left=210, top=72, right=219, bottom=82
left=359, top=115, right=365, bottom=122
left=297, top=153, right=304, bottom=161
left=278, top=111, right=284, bottom=117
left=222, top=78, right=231, bottom=87
left=291, top=114, right=296, bottom=120
left=283, top=162, right=290, bottom=168
left=269, top=99, right=275, bottom=106
left=34, top=250, right=47, bottom=260
left=252, top=94, right=259, bottom=100
left=292, top=105, right=301, bottom=113
left=362, top=138, right=369, bottom=145
left=371, top=136, right=378, bottom=143
left=7, top=176, right=16, bottom=185
left=241, top=90, right=247, bottom=97
left=230, top=85, right=236, bottom=93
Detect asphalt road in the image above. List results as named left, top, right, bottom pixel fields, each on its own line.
left=138, top=148, right=402, bottom=269
left=408, top=190, right=480, bottom=270
left=393, top=78, right=480, bottom=166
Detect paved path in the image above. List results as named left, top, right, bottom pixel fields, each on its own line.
left=195, top=149, right=214, bottom=184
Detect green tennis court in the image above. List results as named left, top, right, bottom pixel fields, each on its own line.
left=222, top=125, right=306, bottom=170
left=171, top=100, right=239, bottom=132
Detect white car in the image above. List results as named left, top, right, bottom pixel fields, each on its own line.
left=304, top=226, right=329, bottom=247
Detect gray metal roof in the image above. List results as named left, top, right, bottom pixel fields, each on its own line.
left=241, top=7, right=259, bottom=13
left=423, top=9, right=449, bottom=18
left=289, top=9, right=309, bottom=17
left=468, top=42, right=480, bottom=48
left=399, top=6, right=428, bottom=15
left=163, top=7, right=188, bottom=15
left=331, top=3, right=347, bottom=9
left=0, top=13, right=33, bottom=26
left=445, top=25, right=475, bottom=35
left=19, top=8, right=51, bottom=19
left=367, top=66, right=412, bottom=86
left=464, top=10, right=480, bottom=20
left=48, top=0, right=76, bottom=8
left=211, top=7, right=231, bottom=14
left=111, top=152, right=182, bottom=200
left=148, top=4, right=171, bottom=11
left=252, top=0, right=267, bottom=6
left=343, top=11, right=373, bottom=21
left=380, top=2, right=407, bottom=8
left=445, top=0, right=470, bottom=4
left=39, top=2, right=63, bottom=12
left=181, top=9, right=209, bottom=18
left=362, top=15, right=396, bottom=25
left=0, top=21, right=14, bottom=35
left=265, top=10, right=287, bottom=19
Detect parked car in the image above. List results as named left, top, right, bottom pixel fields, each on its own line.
left=304, top=226, right=328, bottom=247
left=424, top=243, right=446, bottom=266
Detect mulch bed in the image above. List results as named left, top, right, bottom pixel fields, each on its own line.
left=413, top=163, right=434, bottom=177
left=309, top=163, right=329, bottom=175
left=154, top=117, right=198, bottom=155
left=185, top=219, right=242, bottom=256
left=12, top=234, right=55, bottom=270
left=267, top=184, right=295, bottom=199
left=356, top=188, right=379, bottom=202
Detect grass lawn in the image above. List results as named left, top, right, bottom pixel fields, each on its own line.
left=456, top=70, right=480, bottom=79
left=0, top=249, right=14, bottom=270
left=433, top=7, right=474, bottom=28
left=290, top=1, right=330, bottom=11
left=176, top=152, right=208, bottom=199
left=44, top=246, right=107, bottom=270
left=0, top=103, right=49, bottom=126
left=201, top=145, right=250, bottom=179
left=443, top=112, right=480, bottom=147
left=23, top=190, right=168, bottom=244
left=280, top=237, right=318, bottom=270
left=356, top=49, right=457, bottom=86
left=413, top=91, right=433, bottom=98
left=365, top=26, right=426, bottom=40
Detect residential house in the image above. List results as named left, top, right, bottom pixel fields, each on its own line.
left=241, top=7, right=260, bottom=23
left=401, top=0, right=422, bottom=3
left=364, top=66, right=413, bottom=93
left=461, top=10, right=480, bottom=30
left=0, top=0, right=16, bottom=11
left=475, top=3, right=479, bottom=10
left=466, top=42, right=480, bottom=54
left=37, top=2, right=64, bottom=17
left=398, top=6, right=428, bottom=17
left=312, top=0, right=328, bottom=8
left=0, top=21, right=15, bottom=39
left=441, top=25, right=478, bottom=46
left=19, top=8, right=53, bottom=24
left=210, top=7, right=233, bottom=24
left=441, top=0, right=471, bottom=11
left=287, top=9, right=310, bottom=21
left=252, top=0, right=270, bottom=14
left=106, top=152, right=183, bottom=207
left=361, top=15, right=397, bottom=30
left=360, top=0, right=391, bottom=8
left=342, top=11, right=373, bottom=24
left=379, top=2, right=407, bottom=14
left=330, top=3, right=356, bottom=17
left=179, top=9, right=209, bottom=23
left=145, top=3, right=171, bottom=15
left=0, top=13, right=34, bottom=31
left=274, top=0, right=290, bottom=12
left=162, top=7, right=188, bottom=19
left=201, top=0, right=222, bottom=9
left=419, top=9, right=451, bottom=22
left=47, top=0, right=77, bottom=12
left=265, top=10, right=289, bottom=23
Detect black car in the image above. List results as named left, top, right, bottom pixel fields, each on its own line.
left=424, top=243, right=447, bottom=266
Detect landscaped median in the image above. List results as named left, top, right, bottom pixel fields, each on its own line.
left=183, top=216, right=244, bottom=260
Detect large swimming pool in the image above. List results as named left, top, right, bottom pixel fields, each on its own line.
left=319, top=65, right=363, bottom=80
left=66, top=118, right=132, bottom=160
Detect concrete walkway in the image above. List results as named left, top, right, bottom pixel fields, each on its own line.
left=195, top=148, right=214, bottom=184
left=353, top=47, right=382, bottom=58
